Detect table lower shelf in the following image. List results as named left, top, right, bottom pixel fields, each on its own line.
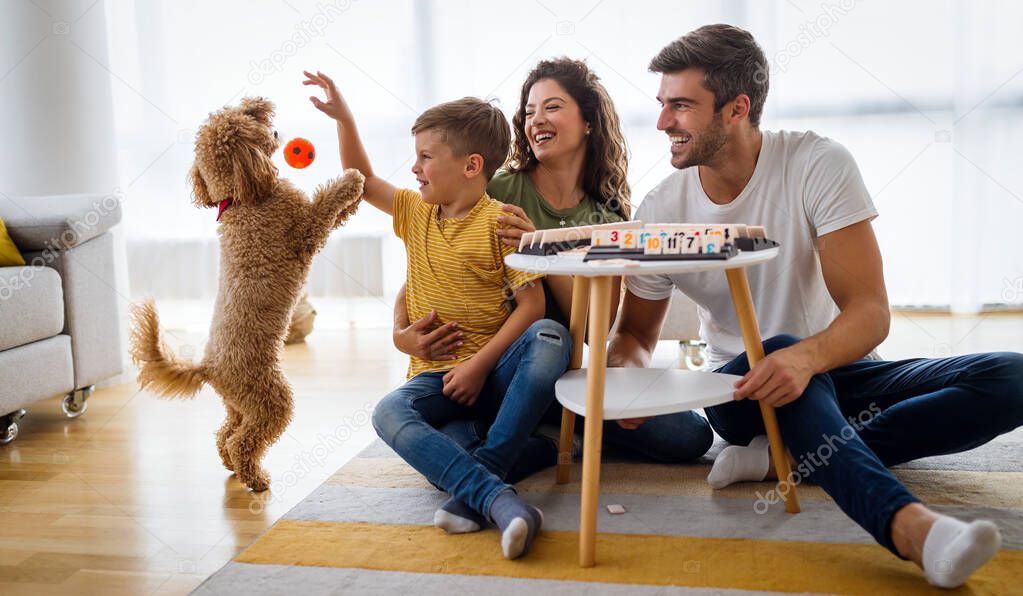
left=555, top=368, right=742, bottom=420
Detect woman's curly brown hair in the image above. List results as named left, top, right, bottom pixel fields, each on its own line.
left=506, top=58, right=631, bottom=219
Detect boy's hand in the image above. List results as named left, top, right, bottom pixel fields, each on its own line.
left=303, top=70, right=352, bottom=122
left=394, top=311, right=463, bottom=361
left=442, top=361, right=487, bottom=406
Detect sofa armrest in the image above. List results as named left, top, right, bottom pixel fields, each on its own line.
left=21, top=231, right=123, bottom=389
left=0, top=193, right=122, bottom=252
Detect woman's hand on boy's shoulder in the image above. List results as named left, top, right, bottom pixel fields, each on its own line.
left=496, top=203, right=536, bottom=247
left=303, top=70, right=352, bottom=122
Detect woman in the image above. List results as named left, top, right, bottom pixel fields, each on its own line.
left=394, top=58, right=714, bottom=483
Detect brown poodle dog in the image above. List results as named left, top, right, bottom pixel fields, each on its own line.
left=130, top=97, right=364, bottom=491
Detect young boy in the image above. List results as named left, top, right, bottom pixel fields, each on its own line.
left=304, top=70, right=571, bottom=559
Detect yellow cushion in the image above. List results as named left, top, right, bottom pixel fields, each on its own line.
left=0, top=217, right=26, bottom=266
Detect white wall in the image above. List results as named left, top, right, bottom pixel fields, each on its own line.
left=1, top=0, right=132, bottom=380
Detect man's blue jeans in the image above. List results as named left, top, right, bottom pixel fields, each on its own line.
left=708, top=334, right=1023, bottom=554
left=372, top=319, right=571, bottom=518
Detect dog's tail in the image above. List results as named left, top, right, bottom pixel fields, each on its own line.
left=129, top=299, right=206, bottom=399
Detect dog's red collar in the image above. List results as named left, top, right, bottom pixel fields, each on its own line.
left=216, top=198, right=234, bottom=222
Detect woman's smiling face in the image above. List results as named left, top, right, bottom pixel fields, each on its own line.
left=524, top=78, right=589, bottom=164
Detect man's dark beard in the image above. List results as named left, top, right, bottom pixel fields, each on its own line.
left=676, top=111, right=727, bottom=169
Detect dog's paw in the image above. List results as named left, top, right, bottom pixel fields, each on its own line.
left=217, top=448, right=235, bottom=472
left=242, top=472, right=271, bottom=492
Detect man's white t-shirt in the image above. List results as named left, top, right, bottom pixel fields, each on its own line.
left=626, top=130, right=878, bottom=370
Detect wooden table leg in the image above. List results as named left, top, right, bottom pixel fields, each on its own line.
left=580, top=276, right=612, bottom=567
left=557, top=276, right=590, bottom=485
left=725, top=267, right=801, bottom=514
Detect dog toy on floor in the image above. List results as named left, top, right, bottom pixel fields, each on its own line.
left=129, top=97, right=363, bottom=492
left=284, top=137, right=316, bottom=168
left=285, top=292, right=317, bottom=344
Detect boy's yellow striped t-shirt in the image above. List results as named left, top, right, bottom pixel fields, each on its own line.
left=393, top=188, right=544, bottom=380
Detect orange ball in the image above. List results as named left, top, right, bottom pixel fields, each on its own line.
left=284, top=137, right=315, bottom=169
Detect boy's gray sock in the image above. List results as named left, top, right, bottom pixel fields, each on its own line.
left=434, top=496, right=487, bottom=534
left=489, top=489, right=543, bottom=560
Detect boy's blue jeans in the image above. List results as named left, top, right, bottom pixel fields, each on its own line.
left=708, top=334, right=1023, bottom=554
left=372, top=319, right=571, bottom=518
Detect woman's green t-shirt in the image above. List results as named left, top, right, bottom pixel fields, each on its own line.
left=486, top=170, right=626, bottom=325
left=487, top=170, right=624, bottom=230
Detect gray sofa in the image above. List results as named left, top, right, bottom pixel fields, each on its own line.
left=0, top=194, right=123, bottom=444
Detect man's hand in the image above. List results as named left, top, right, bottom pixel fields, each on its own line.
left=303, top=70, right=352, bottom=122
left=733, top=345, right=815, bottom=407
left=617, top=417, right=651, bottom=430
left=442, top=361, right=487, bottom=406
left=393, top=310, right=462, bottom=361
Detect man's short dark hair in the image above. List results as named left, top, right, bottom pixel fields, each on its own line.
left=649, top=24, right=769, bottom=127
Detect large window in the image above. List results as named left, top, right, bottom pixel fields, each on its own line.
left=106, top=0, right=1023, bottom=311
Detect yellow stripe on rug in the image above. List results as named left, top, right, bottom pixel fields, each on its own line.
left=237, top=519, right=1022, bottom=595
left=331, top=457, right=1023, bottom=508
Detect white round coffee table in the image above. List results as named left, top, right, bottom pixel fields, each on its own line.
left=555, top=367, right=741, bottom=419
left=506, top=246, right=800, bottom=568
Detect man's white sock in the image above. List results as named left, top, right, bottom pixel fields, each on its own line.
left=922, top=515, right=1001, bottom=588
left=707, top=435, right=770, bottom=489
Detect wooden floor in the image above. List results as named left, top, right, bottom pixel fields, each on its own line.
left=0, top=327, right=407, bottom=595
left=1, top=310, right=1021, bottom=595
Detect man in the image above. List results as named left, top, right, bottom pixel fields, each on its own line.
left=610, top=24, right=1023, bottom=588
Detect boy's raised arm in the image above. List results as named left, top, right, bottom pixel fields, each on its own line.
left=304, top=70, right=396, bottom=215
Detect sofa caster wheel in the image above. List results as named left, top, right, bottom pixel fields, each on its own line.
left=62, top=395, right=86, bottom=418
left=0, top=422, right=17, bottom=445
left=0, top=409, right=26, bottom=446
left=62, top=386, right=93, bottom=419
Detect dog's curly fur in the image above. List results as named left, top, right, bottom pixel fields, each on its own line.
left=129, top=97, right=364, bottom=492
